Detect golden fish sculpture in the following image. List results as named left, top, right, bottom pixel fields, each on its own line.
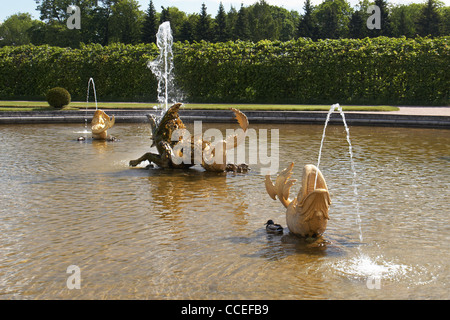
left=91, top=109, right=115, bottom=140
left=265, top=163, right=331, bottom=238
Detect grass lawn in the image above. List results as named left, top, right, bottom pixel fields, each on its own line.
left=0, top=101, right=400, bottom=112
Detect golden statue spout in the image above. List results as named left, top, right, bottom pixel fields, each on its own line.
left=265, top=163, right=331, bottom=238
left=91, top=109, right=115, bottom=140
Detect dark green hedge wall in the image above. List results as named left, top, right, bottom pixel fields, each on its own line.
left=0, top=37, right=448, bottom=105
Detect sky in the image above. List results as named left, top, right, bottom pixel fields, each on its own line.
left=1, top=0, right=449, bottom=22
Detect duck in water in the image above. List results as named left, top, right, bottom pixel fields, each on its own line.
left=265, top=220, right=283, bottom=234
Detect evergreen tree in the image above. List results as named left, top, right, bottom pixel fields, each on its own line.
left=215, top=2, right=228, bottom=42
left=348, top=8, right=366, bottom=38
left=234, top=4, right=251, bottom=40
left=196, top=3, right=212, bottom=41
left=297, top=0, right=318, bottom=40
left=417, top=0, right=441, bottom=37
left=179, top=18, right=195, bottom=42
left=226, top=5, right=238, bottom=39
left=142, top=0, right=158, bottom=43
left=369, top=0, right=392, bottom=37
left=160, top=6, right=171, bottom=24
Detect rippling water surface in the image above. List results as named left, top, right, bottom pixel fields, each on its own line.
left=0, top=122, right=448, bottom=299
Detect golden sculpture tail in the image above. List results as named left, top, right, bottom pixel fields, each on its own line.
left=224, top=108, right=249, bottom=150
left=265, top=162, right=297, bottom=208
left=91, top=110, right=115, bottom=134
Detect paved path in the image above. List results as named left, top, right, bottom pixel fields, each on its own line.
left=369, top=106, right=450, bottom=116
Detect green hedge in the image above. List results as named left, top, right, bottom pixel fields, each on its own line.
left=0, top=37, right=448, bottom=105
left=0, top=43, right=159, bottom=102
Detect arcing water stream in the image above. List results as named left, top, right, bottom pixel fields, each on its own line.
left=315, top=103, right=363, bottom=243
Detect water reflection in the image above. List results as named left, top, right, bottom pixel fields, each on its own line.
left=0, top=123, right=448, bottom=299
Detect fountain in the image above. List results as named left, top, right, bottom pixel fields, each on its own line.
left=265, top=162, right=331, bottom=238
left=129, top=103, right=250, bottom=172
left=314, top=103, right=362, bottom=243
left=78, top=77, right=116, bottom=141
left=148, top=21, right=176, bottom=113
left=264, top=103, right=361, bottom=240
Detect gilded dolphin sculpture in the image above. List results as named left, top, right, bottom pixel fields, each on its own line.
left=129, top=103, right=249, bottom=172
left=265, top=163, right=331, bottom=238
left=91, top=109, right=115, bottom=140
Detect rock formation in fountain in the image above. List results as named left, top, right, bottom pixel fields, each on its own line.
left=265, top=163, right=331, bottom=238
left=91, top=109, right=115, bottom=140
left=129, top=103, right=250, bottom=172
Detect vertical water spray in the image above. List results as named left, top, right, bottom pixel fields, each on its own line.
left=148, top=21, right=175, bottom=113
left=83, top=77, right=98, bottom=132
left=315, top=103, right=363, bottom=243
left=86, top=77, right=98, bottom=111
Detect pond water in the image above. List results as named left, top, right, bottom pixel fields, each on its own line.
left=0, top=122, right=448, bottom=299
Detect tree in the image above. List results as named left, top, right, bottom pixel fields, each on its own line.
left=160, top=6, right=170, bottom=24
left=108, top=0, right=143, bottom=44
left=315, top=0, right=352, bottom=39
left=390, top=3, right=422, bottom=37
left=368, top=0, right=392, bottom=37
left=215, top=2, right=228, bottom=42
left=196, top=3, right=212, bottom=41
left=226, top=5, right=238, bottom=40
left=234, top=4, right=251, bottom=40
left=297, top=0, right=318, bottom=40
left=348, top=9, right=366, bottom=38
left=0, top=13, right=37, bottom=46
left=161, top=7, right=186, bottom=41
left=417, top=0, right=441, bottom=37
left=247, top=0, right=278, bottom=41
left=439, top=6, right=450, bottom=35
left=280, top=17, right=295, bottom=41
left=142, top=0, right=158, bottom=43
left=179, top=16, right=196, bottom=42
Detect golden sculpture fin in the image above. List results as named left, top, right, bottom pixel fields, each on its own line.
left=91, top=109, right=115, bottom=140
left=265, top=163, right=331, bottom=238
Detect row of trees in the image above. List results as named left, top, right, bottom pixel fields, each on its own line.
left=0, top=0, right=449, bottom=47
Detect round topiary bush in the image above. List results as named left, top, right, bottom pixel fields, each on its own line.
left=46, top=87, right=71, bottom=109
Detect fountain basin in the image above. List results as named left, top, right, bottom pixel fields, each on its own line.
left=0, top=109, right=449, bottom=128
left=0, top=122, right=448, bottom=299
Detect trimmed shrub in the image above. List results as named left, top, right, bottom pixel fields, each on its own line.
left=46, top=87, right=71, bottom=108
left=0, top=38, right=448, bottom=105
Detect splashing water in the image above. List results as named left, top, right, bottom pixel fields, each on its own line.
left=332, top=253, right=414, bottom=282
left=148, top=21, right=175, bottom=114
left=314, top=105, right=417, bottom=284
left=315, top=103, right=362, bottom=243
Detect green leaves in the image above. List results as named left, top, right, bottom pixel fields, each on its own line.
left=0, top=37, right=448, bottom=105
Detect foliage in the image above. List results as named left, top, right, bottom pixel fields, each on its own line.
left=0, top=13, right=38, bottom=47
left=46, top=87, right=71, bottom=108
left=2, top=0, right=448, bottom=49
left=417, top=0, right=441, bottom=37
left=142, top=0, right=158, bottom=44
left=0, top=38, right=448, bottom=105
left=108, top=0, right=144, bottom=44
